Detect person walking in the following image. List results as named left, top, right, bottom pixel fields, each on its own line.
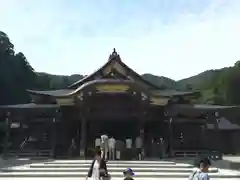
left=86, top=149, right=110, bottom=180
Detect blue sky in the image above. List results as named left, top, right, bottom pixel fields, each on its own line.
left=1, top=0, right=240, bottom=80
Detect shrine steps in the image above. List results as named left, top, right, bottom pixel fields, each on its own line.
left=0, top=160, right=240, bottom=179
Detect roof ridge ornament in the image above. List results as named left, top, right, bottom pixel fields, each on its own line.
left=109, top=48, right=120, bottom=61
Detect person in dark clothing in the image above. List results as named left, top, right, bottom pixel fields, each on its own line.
left=86, top=149, right=109, bottom=180
left=123, top=168, right=135, bottom=180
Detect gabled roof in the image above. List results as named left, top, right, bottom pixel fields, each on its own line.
left=68, top=48, right=162, bottom=90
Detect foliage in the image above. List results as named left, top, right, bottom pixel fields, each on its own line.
left=0, top=31, right=37, bottom=105
left=141, top=73, right=177, bottom=89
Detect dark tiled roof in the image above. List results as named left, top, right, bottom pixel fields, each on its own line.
left=0, top=103, right=60, bottom=109
left=155, top=90, right=199, bottom=97
left=171, top=104, right=237, bottom=110
left=27, top=89, right=74, bottom=96
left=193, top=104, right=237, bottom=109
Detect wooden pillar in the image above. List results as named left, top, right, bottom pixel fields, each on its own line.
left=3, top=112, right=11, bottom=158
left=214, top=116, right=221, bottom=152
left=79, top=114, right=86, bottom=157
left=51, top=117, right=56, bottom=158
left=201, top=123, right=207, bottom=149
left=139, top=118, right=145, bottom=158
left=207, top=113, right=220, bottom=151
left=168, top=117, right=173, bottom=157
left=18, top=122, right=24, bottom=157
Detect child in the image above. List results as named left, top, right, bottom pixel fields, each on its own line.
left=189, top=157, right=211, bottom=180
left=123, top=168, right=135, bottom=180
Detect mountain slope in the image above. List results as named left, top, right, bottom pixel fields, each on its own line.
left=177, top=67, right=231, bottom=90
left=36, top=68, right=228, bottom=91
left=141, top=73, right=177, bottom=89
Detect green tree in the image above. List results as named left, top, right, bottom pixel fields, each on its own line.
left=0, top=31, right=37, bottom=105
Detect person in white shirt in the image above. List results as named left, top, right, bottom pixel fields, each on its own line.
left=125, top=138, right=132, bottom=160
left=101, top=134, right=109, bottom=160
left=108, top=136, right=116, bottom=160
left=135, top=136, right=142, bottom=160
left=126, top=138, right=132, bottom=148
left=95, top=138, right=101, bottom=147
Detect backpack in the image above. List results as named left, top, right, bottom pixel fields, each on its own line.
left=188, top=171, right=199, bottom=180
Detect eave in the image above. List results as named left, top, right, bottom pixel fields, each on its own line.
left=28, top=79, right=152, bottom=98
left=168, top=104, right=239, bottom=117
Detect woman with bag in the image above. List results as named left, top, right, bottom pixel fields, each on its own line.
left=86, top=149, right=110, bottom=180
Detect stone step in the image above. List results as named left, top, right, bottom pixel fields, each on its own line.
left=45, top=160, right=175, bottom=164
left=30, top=163, right=193, bottom=168
left=0, top=178, right=239, bottom=180
left=1, top=167, right=219, bottom=173
left=0, top=160, right=239, bottom=179
left=0, top=171, right=239, bottom=178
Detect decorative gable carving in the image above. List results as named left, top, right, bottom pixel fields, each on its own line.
left=102, top=60, right=127, bottom=76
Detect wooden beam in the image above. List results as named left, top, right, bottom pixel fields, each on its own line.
left=56, top=98, right=74, bottom=105
left=150, top=97, right=169, bottom=105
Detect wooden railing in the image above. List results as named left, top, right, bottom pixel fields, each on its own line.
left=172, top=150, right=222, bottom=160
left=20, top=137, right=28, bottom=149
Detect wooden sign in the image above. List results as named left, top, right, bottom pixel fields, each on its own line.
left=56, top=98, right=74, bottom=105
left=96, top=84, right=129, bottom=93
left=150, top=97, right=169, bottom=105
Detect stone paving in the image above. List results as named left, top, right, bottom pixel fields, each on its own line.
left=0, top=159, right=240, bottom=180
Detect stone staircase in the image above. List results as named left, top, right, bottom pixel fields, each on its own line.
left=0, top=160, right=240, bottom=179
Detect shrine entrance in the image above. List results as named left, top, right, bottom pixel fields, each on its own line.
left=87, top=118, right=139, bottom=141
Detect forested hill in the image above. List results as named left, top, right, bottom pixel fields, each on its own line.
left=1, top=30, right=240, bottom=106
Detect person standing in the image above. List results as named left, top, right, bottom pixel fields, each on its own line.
left=126, top=138, right=132, bottom=149
left=101, top=135, right=109, bottom=160
left=108, top=136, right=116, bottom=160
left=135, top=136, right=142, bottom=160
left=126, top=138, right=132, bottom=160
left=160, top=137, right=165, bottom=158
left=86, top=149, right=109, bottom=180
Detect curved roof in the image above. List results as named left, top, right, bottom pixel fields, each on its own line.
left=28, top=79, right=151, bottom=97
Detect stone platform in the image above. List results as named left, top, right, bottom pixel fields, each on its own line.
left=0, top=159, right=240, bottom=180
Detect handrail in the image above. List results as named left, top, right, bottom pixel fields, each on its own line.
left=20, top=137, right=28, bottom=149
left=67, top=141, right=76, bottom=156
left=67, top=144, right=74, bottom=156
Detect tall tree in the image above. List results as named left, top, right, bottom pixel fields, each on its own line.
left=0, top=31, right=37, bottom=105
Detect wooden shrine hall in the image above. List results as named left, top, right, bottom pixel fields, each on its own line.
left=0, top=49, right=240, bottom=159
